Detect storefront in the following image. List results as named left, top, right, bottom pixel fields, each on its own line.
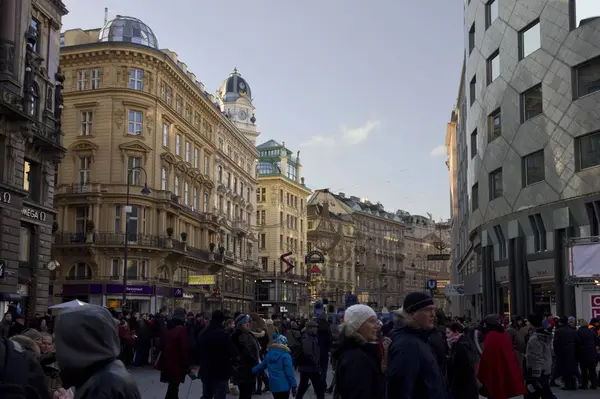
left=105, top=284, right=153, bottom=313
left=528, top=259, right=556, bottom=316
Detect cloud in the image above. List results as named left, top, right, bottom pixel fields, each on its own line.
left=429, top=145, right=447, bottom=157
left=300, top=135, right=336, bottom=147
left=301, top=120, right=381, bottom=147
left=342, top=120, right=381, bottom=145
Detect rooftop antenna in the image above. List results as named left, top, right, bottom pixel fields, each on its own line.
left=104, top=7, right=108, bottom=26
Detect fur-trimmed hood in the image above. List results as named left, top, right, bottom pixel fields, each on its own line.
left=10, top=335, right=41, bottom=357
left=251, top=329, right=266, bottom=338
left=249, top=312, right=267, bottom=332
left=268, top=343, right=290, bottom=353
left=338, top=323, right=368, bottom=345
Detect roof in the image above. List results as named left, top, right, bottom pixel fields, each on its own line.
left=256, top=139, right=281, bottom=149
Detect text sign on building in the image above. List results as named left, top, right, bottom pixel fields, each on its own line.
left=591, top=294, right=600, bottom=318
left=305, top=250, right=325, bottom=264
left=0, top=192, right=11, bottom=204
left=188, top=275, right=216, bottom=285
left=427, top=254, right=450, bottom=261
left=22, top=207, right=47, bottom=222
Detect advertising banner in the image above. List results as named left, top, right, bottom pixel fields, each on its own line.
left=105, top=284, right=153, bottom=295
left=188, top=275, right=216, bottom=285
left=591, top=294, right=600, bottom=319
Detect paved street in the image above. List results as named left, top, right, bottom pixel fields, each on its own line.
left=131, top=367, right=598, bottom=399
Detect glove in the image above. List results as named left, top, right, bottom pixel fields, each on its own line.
left=291, top=387, right=297, bottom=397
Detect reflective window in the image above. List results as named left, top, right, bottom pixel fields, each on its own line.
left=488, top=109, right=501, bottom=142
left=520, top=21, right=541, bottom=59
left=128, top=110, right=143, bottom=135
left=128, top=157, right=142, bottom=185
left=471, top=183, right=479, bottom=211
left=30, top=19, right=40, bottom=52
left=487, top=51, right=500, bottom=83
left=576, top=56, right=600, bottom=98
left=98, top=16, right=159, bottom=49
left=521, top=85, right=543, bottom=121
left=468, top=24, right=475, bottom=54
left=489, top=168, right=503, bottom=199
left=578, top=131, right=600, bottom=170
left=162, top=122, right=169, bottom=147
left=469, top=75, right=476, bottom=106
left=524, top=151, right=545, bottom=185
left=161, top=167, right=167, bottom=190
left=485, top=0, right=498, bottom=29
left=574, top=0, right=600, bottom=28
left=129, top=69, right=144, bottom=90
left=81, top=111, right=93, bottom=136
left=470, top=129, right=477, bottom=159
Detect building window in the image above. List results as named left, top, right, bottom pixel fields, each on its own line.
left=493, top=225, right=507, bottom=260
left=185, top=106, right=191, bottom=121
left=470, top=129, right=477, bottom=158
left=489, top=168, right=503, bottom=199
left=176, top=96, right=183, bottom=114
left=29, top=83, right=39, bottom=118
left=165, top=85, right=172, bottom=105
left=111, top=259, right=120, bottom=277
left=75, top=206, right=90, bottom=234
left=519, top=20, right=541, bottom=59
left=129, top=68, right=144, bottom=90
left=126, top=206, right=139, bottom=242
left=217, top=166, right=222, bottom=182
left=577, top=131, right=600, bottom=170
left=193, top=187, right=198, bottom=210
left=81, top=111, right=93, bottom=136
left=227, top=172, right=231, bottom=188
left=114, top=205, right=121, bottom=233
left=23, top=159, right=40, bottom=202
left=77, top=70, right=87, bottom=91
left=259, top=234, right=266, bottom=249
left=79, top=156, right=91, bottom=185
left=184, top=182, right=189, bottom=205
left=175, top=134, right=181, bottom=156
left=185, top=142, right=191, bottom=162
left=521, top=84, right=543, bottom=121
left=91, top=68, right=100, bottom=89
left=233, top=177, right=238, bottom=193
left=218, top=138, right=224, bottom=151
left=194, top=148, right=199, bottom=168
left=19, top=225, right=32, bottom=263
left=524, top=150, right=545, bottom=185
left=575, top=56, right=600, bottom=98
left=203, top=191, right=209, bottom=212
left=60, top=33, right=65, bottom=47
left=468, top=23, right=475, bottom=54
left=162, top=123, right=169, bottom=147
left=471, top=183, right=479, bottom=211
left=128, top=157, right=142, bottom=185
left=529, top=214, right=547, bottom=252
left=204, top=155, right=210, bottom=175
left=469, top=75, right=476, bottom=106
left=161, top=167, right=167, bottom=190
left=287, top=165, right=297, bottom=181
left=174, top=176, right=180, bottom=196
left=127, top=110, right=143, bottom=135
left=488, top=108, right=501, bottom=142
left=485, top=0, right=498, bottom=29
left=487, top=50, right=500, bottom=84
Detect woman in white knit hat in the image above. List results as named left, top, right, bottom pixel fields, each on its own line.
left=333, top=304, right=385, bottom=399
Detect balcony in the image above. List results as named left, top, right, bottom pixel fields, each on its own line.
left=232, top=219, right=249, bottom=235
left=56, top=183, right=103, bottom=195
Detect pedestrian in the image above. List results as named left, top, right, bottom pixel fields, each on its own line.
left=231, top=314, right=262, bottom=399
left=446, top=322, right=479, bottom=399
left=576, top=317, right=598, bottom=389
left=525, top=313, right=555, bottom=398
left=54, top=304, right=142, bottom=398
left=155, top=307, right=190, bottom=399
left=334, top=304, right=384, bottom=399
left=296, top=320, right=325, bottom=399
left=315, top=312, right=332, bottom=387
left=252, top=333, right=297, bottom=399
left=553, top=316, right=578, bottom=390
left=386, top=292, right=447, bottom=398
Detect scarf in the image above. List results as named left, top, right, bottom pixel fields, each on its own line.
left=447, top=333, right=462, bottom=347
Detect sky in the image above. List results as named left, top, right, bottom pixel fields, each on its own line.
left=61, top=0, right=464, bottom=220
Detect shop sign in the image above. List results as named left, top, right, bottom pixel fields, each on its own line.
left=173, top=288, right=183, bottom=298
left=188, top=275, right=216, bottom=285
left=591, top=295, right=600, bottom=318
left=0, top=192, right=11, bottom=204
left=21, top=207, right=47, bottom=222
left=261, top=303, right=272, bottom=307
left=105, top=284, right=153, bottom=295
left=182, top=293, right=194, bottom=299
left=107, top=299, right=121, bottom=308
left=260, top=280, right=273, bottom=283
left=305, top=250, right=325, bottom=264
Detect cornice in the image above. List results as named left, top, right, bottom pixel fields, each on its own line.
left=258, top=175, right=311, bottom=195
left=60, top=43, right=258, bottom=154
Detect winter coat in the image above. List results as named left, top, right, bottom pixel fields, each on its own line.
left=576, top=325, right=599, bottom=362
left=526, top=328, right=553, bottom=378
left=505, top=325, right=526, bottom=371
left=252, top=343, right=297, bottom=393
left=156, top=319, right=190, bottom=384
left=297, top=332, right=320, bottom=373
left=232, top=328, right=261, bottom=383
left=316, top=314, right=332, bottom=353
left=53, top=305, right=141, bottom=399
left=196, top=320, right=238, bottom=381
left=0, top=320, right=10, bottom=338
left=334, top=329, right=384, bottom=399
left=285, top=328, right=302, bottom=359
left=448, top=333, right=479, bottom=399
left=553, top=325, right=579, bottom=375
left=386, top=316, right=447, bottom=399
left=428, top=324, right=449, bottom=379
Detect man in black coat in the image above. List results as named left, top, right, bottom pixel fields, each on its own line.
left=553, top=316, right=579, bottom=390
left=197, top=310, right=238, bottom=398
left=428, top=309, right=449, bottom=383
left=576, top=318, right=599, bottom=389
left=315, top=312, right=332, bottom=386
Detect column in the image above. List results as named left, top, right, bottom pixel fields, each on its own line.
left=158, top=209, right=166, bottom=235
left=481, top=245, right=490, bottom=314
left=0, top=0, right=17, bottom=78
left=508, top=238, right=519, bottom=317
left=93, top=203, right=101, bottom=231
left=515, top=237, right=528, bottom=316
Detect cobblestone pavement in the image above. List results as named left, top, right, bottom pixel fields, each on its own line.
left=130, top=367, right=598, bottom=399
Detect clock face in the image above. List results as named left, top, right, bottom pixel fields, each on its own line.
left=238, top=109, right=248, bottom=120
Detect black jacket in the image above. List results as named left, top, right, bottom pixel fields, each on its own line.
left=197, top=321, right=238, bottom=380
left=231, top=328, right=261, bottom=383
left=0, top=337, right=50, bottom=399
left=448, top=334, right=479, bottom=399
left=316, top=316, right=332, bottom=353
left=387, top=324, right=447, bottom=399
left=428, top=325, right=449, bottom=378
left=553, top=325, right=579, bottom=373
left=576, top=326, right=598, bottom=362
left=335, top=334, right=384, bottom=399
left=298, top=333, right=320, bottom=373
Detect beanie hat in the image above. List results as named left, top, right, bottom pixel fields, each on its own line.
left=271, top=333, right=288, bottom=346
left=235, top=314, right=249, bottom=328
left=343, top=304, right=377, bottom=334
left=402, top=292, right=434, bottom=314
left=211, top=309, right=225, bottom=324
left=172, top=307, right=186, bottom=322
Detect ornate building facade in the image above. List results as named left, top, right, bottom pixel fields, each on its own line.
left=0, top=0, right=68, bottom=317
left=52, top=16, right=258, bottom=314
left=254, top=140, right=310, bottom=317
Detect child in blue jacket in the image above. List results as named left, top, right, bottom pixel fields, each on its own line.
left=252, top=333, right=297, bottom=398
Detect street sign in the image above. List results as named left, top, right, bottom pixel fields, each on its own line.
left=305, top=250, right=325, bottom=264
left=426, top=279, right=437, bottom=290
left=280, top=252, right=294, bottom=273
left=0, top=260, right=4, bottom=279
left=444, top=284, right=464, bottom=296
left=427, top=253, right=451, bottom=261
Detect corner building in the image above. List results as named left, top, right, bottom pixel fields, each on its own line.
left=52, top=16, right=258, bottom=314
left=465, top=0, right=600, bottom=317
left=0, top=0, right=68, bottom=316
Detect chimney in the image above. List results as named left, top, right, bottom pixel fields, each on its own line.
left=104, top=8, right=108, bottom=26
left=338, top=192, right=345, bottom=198
left=322, top=202, right=330, bottom=218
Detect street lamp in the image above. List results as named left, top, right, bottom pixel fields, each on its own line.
left=122, top=166, right=151, bottom=309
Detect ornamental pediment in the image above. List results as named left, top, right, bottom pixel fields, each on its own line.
left=119, top=140, right=152, bottom=154
left=68, top=139, right=99, bottom=152
left=160, top=151, right=176, bottom=164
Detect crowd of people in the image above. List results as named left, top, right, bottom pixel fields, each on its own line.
left=1, top=291, right=600, bottom=399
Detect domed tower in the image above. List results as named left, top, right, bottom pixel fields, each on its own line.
left=217, top=68, right=260, bottom=144
left=98, top=15, right=159, bottom=49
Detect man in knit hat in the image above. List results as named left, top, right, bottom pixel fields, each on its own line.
left=386, top=292, right=446, bottom=398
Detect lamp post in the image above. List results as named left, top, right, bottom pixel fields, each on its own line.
left=122, top=166, right=151, bottom=309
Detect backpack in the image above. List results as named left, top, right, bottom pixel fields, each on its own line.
left=0, top=338, right=43, bottom=399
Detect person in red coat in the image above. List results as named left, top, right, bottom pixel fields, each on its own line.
left=477, top=314, right=526, bottom=399
left=156, top=308, right=190, bottom=399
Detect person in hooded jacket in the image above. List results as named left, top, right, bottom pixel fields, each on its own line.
left=53, top=304, right=141, bottom=399
left=334, top=304, right=384, bottom=399
left=252, top=334, right=297, bottom=399
left=155, top=307, right=190, bottom=399
left=525, top=313, right=555, bottom=398
left=285, top=321, right=302, bottom=369
left=387, top=292, right=447, bottom=399
left=231, top=314, right=261, bottom=399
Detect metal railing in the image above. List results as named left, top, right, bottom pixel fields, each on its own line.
left=55, top=183, right=103, bottom=194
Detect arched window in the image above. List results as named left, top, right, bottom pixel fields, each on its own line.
left=217, top=166, right=222, bottom=183
left=67, top=262, right=92, bottom=280
left=29, top=83, right=39, bottom=118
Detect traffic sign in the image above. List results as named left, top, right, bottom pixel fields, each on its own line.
left=427, top=253, right=450, bottom=261
left=426, top=279, right=437, bottom=290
